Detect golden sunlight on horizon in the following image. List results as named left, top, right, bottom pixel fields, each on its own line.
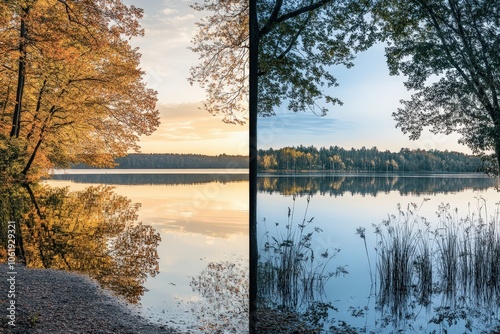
left=138, top=102, right=249, bottom=155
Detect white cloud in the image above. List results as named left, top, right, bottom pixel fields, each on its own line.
left=167, top=14, right=196, bottom=23
left=162, top=8, right=178, bottom=15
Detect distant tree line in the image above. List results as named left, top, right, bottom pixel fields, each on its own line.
left=72, top=153, right=248, bottom=169
left=258, top=146, right=483, bottom=173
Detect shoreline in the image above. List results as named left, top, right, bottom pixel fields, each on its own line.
left=0, top=264, right=183, bottom=334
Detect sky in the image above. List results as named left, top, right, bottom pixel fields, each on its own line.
left=124, top=1, right=471, bottom=156
left=121, top=0, right=248, bottom=156
left=258, top=43, right=471, bottom=154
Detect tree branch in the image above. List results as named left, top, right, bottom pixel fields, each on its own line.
left=259, top=0, right=332, bottom=37
left=259, top=0, right=283, bottom=37
left=277, top=11, right=313, bottom=60
left=415, top=0, right=490, bottom=109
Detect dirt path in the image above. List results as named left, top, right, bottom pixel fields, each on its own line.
left=0, top=264, right=183, bottom=334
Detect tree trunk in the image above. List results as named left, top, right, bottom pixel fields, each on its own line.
left=494, top=139, right=500, bottom=178
left=10, top=9, right=29, bottom=138
left=22, top=135, right=43, bottom=176
left=249, top=0, right=258, bottom=332
left=23, top=183, right=50, bottom=268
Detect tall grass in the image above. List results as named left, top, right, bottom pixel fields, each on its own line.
left=372, top=201, right=431, bottom=323
left=373, top=198, right=500, bottom=329
left=258, top=195, right=347, bottom=312
left=433, top=199, right=500, bottom=307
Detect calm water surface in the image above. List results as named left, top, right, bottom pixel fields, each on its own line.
left=45, top=170, right=248, bottom=333
left=52, top=168, right=248, bottom=174
left=41, top=171, right=499, bottom=333
left=258, top=173, right=499, bottom=333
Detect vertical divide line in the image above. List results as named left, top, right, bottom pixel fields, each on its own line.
left=249, top=0, right=258, bottom=332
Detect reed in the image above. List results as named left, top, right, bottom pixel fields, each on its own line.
left=373, top=202, right=428, bottom=322
left=258, top=195, right=346, bottom=312
left=374, top=198, right=500, bottom=329
left=355, top=227, right=373, bottom=285
left=431, top=198, right=500, bottom=306
left=433, top=203, right=460, bottom=300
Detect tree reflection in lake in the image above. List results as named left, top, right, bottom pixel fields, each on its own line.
left=258, top=174, right=500, bottom=333
left=373, top=199, right=500, bottom=333
left=51, top=172, right=248, bottom=186
left=0, top=182, right=160, bottom=303
left=258, top=174, right=496, bottom=196
left=190, top=261, right=248, bottom=333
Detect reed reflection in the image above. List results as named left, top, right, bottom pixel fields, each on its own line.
left=372, top=199, right=500, bottom=332
left=0, top=182, right=160, bottom=303
left=257, top=196, right=346, bottom=332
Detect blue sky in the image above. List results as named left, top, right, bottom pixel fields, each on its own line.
left=123, top=1, right=470, bottom=155
left=258, top=43, right=470, bottom=154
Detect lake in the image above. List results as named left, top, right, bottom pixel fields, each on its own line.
left=44, top=169, right=249, bottom=333
left=13, top=171, right=500, bottom=333
left=257, top=173, right=499, bottom=333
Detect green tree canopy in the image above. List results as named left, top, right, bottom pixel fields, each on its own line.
left=375, top=0, right=500, bottom=175
left=189, top=0, right=376, bottom=123
left=257, top=0, right=376, bottom=116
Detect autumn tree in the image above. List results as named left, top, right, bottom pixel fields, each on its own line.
left=259, top=153, right=277, bottom=170
left=330, top=154, right=343, bottom=171
left=189, top=0, right=249, bottom=124
left=374, top=0, right=500, bottom=175
left=0, top=0, right=159, bottom=180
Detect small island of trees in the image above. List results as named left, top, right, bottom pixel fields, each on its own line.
left=258, top=146, right=484, bottom=173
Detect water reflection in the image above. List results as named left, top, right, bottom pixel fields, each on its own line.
left=258, top=174, right=496, bottom=196
left=190, top=261, right=248, bottom=332
left=258, top=175, right=500, bottom=333
left=44, top=177, right=249, bottom=332
left=51, top=173, right=248, bottom=185
left=257, top=196, right=345, bottom=332
left=0, top=182, right=160, bottom=303
left=373, top=200, right=500, bottom=332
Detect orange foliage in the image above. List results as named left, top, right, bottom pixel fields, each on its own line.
left=0, top=0, right=159, bottom=178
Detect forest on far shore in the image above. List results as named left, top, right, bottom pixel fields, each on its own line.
left=72, top=153, right=248, bottom=169
left=258, top=146, right=485, bottom=173
left=70, top=147, right=485, bottom=173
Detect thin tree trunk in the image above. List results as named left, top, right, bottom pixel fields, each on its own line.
left=249, top=0, right=258, bottom=331
left=26, top=79, right=47, bottom=141
left=494, top=139, right=500, bottom=178
left=22, top=105, right=55, bottom=176
left=10, top=9, right=29, bottom=138
left=22, top=135, right=43, bottom=176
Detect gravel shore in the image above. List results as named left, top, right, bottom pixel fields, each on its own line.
left=0, top=264, right=183, bottom=334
